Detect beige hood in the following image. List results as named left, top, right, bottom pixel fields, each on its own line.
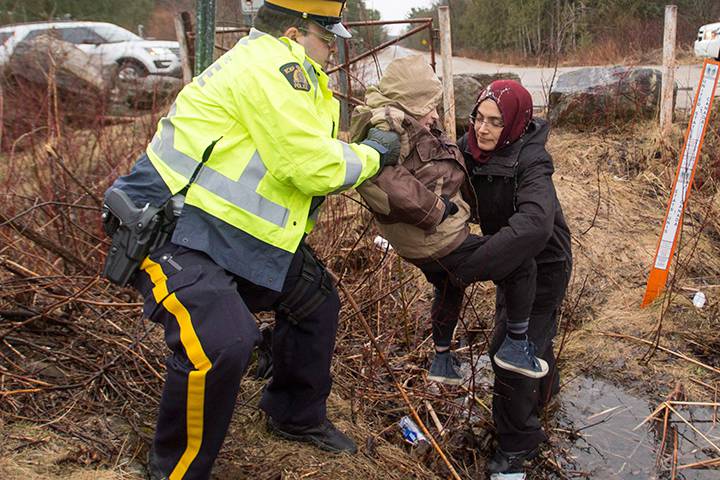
left=365, top=55, right=443, bottom=117
left=350, top=55, right=443, bottom=152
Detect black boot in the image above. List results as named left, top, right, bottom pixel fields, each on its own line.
left=254, top=323, right=274, bottom=380
left=267, top=417, right=357, bottom=454
left=146, top=448, right=169, bottom=480
left=487, top=447, right=539, bottom=479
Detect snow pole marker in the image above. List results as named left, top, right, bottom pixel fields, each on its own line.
left=642, top=59, right=720, bottom=307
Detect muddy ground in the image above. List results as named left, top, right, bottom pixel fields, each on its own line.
left=1, top=115, right=719, bottom=479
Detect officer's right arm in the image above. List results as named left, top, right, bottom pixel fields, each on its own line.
left=230, top=66, right=381, bottom=197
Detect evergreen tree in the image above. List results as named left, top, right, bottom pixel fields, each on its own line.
left=403, top=0, right=720, bottom=61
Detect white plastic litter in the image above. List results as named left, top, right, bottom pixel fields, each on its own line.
left=373, top=235, right=392, bottom=251
left=692, top=291, right=707, bottom=309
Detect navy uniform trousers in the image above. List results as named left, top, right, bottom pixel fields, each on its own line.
left=133, top=242, right=340, bottom=480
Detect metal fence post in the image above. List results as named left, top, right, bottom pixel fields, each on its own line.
left=660, top=5, right=677, bottom=134
left=438, top=6, right=455, bottom=139
left=195, top=0, right=217, bottom=75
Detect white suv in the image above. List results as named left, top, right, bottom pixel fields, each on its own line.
left=695, top=22, right=720, bottom=60
left=0, top=21, right=181, bottom=80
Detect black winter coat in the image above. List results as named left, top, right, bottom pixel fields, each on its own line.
left=457, top=118, right=572, bottom=277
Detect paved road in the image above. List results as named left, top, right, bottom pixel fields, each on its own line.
left=355, top=45, right=706, bottom=110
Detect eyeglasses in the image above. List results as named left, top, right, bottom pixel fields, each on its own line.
left=470, top=113, right=504, bottom=129
left=299, top=27, right=337, bottom=47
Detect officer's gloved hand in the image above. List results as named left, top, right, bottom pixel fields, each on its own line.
left=439, top=195, right=459, bottom=223
left=361, top=128, right=401, bottom=168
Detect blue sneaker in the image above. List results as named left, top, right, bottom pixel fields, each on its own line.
left=428, top=350, right=464, bottom=385
left=493, top=336, right=548, bottom=379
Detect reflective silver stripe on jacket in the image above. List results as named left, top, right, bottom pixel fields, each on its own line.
left=298, top=59, right=360, bottom=191
left=194, top=151, right=288, bottom=227
left=150, top=104, right=289, bottom=227
left=336, top=142, right=363, bottom=191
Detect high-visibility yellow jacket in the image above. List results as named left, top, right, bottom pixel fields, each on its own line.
left=110, top=29, right=380, bottom=290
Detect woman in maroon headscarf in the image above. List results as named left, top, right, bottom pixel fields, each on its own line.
left=457, top=80, right=573, bottom=479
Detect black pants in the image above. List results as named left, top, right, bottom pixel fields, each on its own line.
left=133, top=242, right=340, bottom=480
left=489, top=259, right=571, bottom=452
left=420, top=235, right=537, bottom=348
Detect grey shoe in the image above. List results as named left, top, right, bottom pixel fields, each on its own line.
left=267, top=417, right=357, bottom=453
left=428, top=350, right=464, bottom=385
left=487, top=447, right=539, bottom=479
left=493, top=336, right=549, bottom=379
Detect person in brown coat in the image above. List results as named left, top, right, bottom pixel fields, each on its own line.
left=351, top=56, right=547, bottom=384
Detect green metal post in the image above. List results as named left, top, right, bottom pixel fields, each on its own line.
left=195, top=0, right=217, bottom=75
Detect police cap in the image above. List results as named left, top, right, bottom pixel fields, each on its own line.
left=264, top=0, right=351, bottom=38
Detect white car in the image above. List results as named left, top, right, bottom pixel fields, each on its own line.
left=0, top=21, right=181, bottom=80
left=695, top=22, right=720, bottom=60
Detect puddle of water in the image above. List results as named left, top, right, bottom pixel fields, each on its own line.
left=458, top=355, right=719, bottom=479
left=556, top=376, right=720, bottom=479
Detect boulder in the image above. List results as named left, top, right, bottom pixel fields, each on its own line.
left=467, top=72, right=522, bottom=90
left=8, top=34, right=180, bottom=111
left=8, top=34, right=107, bottom=95
left=548, top=66, right=673, bottom=128
left=451, top=73, right=522, bottom=136
left=452, top=74, right=481, bottom=132
left=2, top=36, right=111, bottom=148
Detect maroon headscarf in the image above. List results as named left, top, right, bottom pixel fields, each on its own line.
left=466, top=80, right=534, bottom=164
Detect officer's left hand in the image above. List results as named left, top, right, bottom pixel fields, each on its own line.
left=361, top=128, right=401, bottom=168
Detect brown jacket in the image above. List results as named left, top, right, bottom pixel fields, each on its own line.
left=364, top=118, right=475, bottom=263
left=350, top=56, right=475, bottom=262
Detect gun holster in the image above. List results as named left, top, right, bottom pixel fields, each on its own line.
left=101, top=188, right=183, bottom=286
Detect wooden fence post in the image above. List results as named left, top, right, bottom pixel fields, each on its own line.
left=174, top=14, right=193, bottom=85
left=438, top=6, right=455, bottom=140
left=660, top=5, right=677, bottom=134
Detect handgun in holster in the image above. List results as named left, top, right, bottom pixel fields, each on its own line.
left=101, top=189, right=183, bottom=286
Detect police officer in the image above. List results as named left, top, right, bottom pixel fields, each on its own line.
left=105, top=2, right=399, bottom=479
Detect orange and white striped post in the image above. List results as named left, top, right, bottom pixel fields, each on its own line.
left=642, top=59, right=720, bottom=307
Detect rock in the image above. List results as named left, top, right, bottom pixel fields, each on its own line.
left=8, top=34, right=107, bottom=95
left=448, top=73, right=523, bottom=136
left=467, top=72, right=522, bottom=90
left=452, top=74, right=481, bottom=133
left=548, top=66, right=673, bottom=128
left=8, top=34, right=180, bottom=110
left=2, top=35, right=117, bottom=149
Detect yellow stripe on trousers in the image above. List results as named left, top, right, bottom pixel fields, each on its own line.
left=141, top=258, right=212, bottom=480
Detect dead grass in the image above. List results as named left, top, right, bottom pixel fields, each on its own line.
left=0, top=422, right=143, bottom=479
left=213, top=389, right=438, bottom=479
left=547, top=119, right=720, bottom=402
